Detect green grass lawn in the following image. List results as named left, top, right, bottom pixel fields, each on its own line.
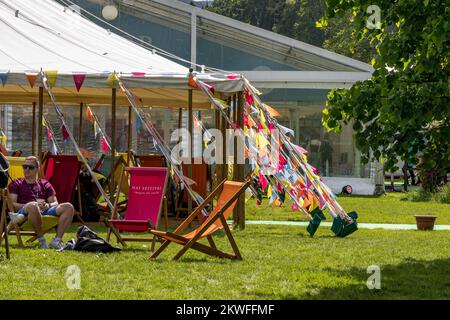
left=1, top=225, right=449, bottom=299
left=245, top=192, right=450, bottom=224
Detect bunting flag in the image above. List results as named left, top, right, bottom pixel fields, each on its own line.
left=46, top=127, right=52, bottom=141
left=85, top=106, right=94, bottom=123
left=136, top=114, right=143, bottom=131
left=245, top=90, right=254, bottom=106
left=0, top=70, right=9, bottom=86
left=101, top=136, right=109, bottom=153
left=264, top=104, right=281, bottom=118
left=25, top=72, right=39, bottom=88
left=0, top=131, right=7, bottom=146
left=131, top=72, right=146, bottom=77
left=258, top=173, right=268, bottom=191
left=61, top=125, right=69, bottom=140
left=213, top=98, right=229, bottom=110
left=94, top=121, right=101, bottom=137
left=51, top=140, right=58, bottom=155
left=188, top=74, right=199, bottom=89
left=73, top=72, right=86, bottom=92
left=45, top=70, right=58, bottom=87
left=201, top=82, right=215, bottom=94
left=226, top=74, right=238, bottom=80
left=106, top=72, right=118, bottom=87
left=80, top=148, right=97, bottom=159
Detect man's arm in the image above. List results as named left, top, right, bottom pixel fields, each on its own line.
left=8, top=192, right=26, bottom=211
left=46, top=195, right=59, bottom=208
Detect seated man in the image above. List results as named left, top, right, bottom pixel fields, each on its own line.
left=8, top=156, right=74, bottom=249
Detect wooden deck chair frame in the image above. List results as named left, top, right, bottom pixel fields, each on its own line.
left=150, top=179, right=251, bottom=261
left=0, top=189, right=10, bottom=259
left=95, top=155, right=128, bottom=216
left=5, top=189, right=59, bottom=247
left=105, top=167, right=170, bottom=252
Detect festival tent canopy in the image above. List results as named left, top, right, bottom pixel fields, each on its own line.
left=0, top=0, right=243, bottom=107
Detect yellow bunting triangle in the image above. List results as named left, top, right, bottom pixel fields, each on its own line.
left=45, top=70, right=58, bottom=87
left=213, top=98, right=229, bottom=110
left=106, top=72, right=118, bottom=88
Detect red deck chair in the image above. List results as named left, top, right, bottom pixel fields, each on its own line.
left=43, top=155, right=81, bottom=204
left=105, top=167, right=169, bottom=251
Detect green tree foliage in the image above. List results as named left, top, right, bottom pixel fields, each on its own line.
left=321, top=12, right=375, bottom=63
left=321, top=0, right=450, bottom=190
left=208, top=0, right=326, bottom=47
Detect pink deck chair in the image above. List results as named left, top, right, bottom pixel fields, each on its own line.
left=105, top=167, right=168, bottom=251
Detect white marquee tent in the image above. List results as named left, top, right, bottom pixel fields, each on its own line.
left=0, top=0, right=243, bottom=107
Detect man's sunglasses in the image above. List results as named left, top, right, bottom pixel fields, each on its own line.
left=22, top=165, right=36, bottom=170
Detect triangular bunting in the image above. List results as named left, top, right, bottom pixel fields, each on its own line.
left=0, top=70, right=9, bottom=87
left=25, top=72, right=39, bottom=88
left=45, top=70, right=58, bottom=87
left=106, top=72, right=117, bottom=88
left=72, top=72, right=86, bottom=92
left=85, top=106, right=94, bottom=123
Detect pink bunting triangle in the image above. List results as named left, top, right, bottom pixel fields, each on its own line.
left=46, top=127, right=52, bottom=141
left=61, top=125, right=69, bottom=141
left=101, top=136, right=109, bottom=152
left=258, top=173, right=268, bottom=191
left=72, top=73, right=86, bottom=92
left=245, top=90, right=254, bottom=106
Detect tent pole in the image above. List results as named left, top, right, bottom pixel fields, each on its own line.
left=38, top=87, right=44, bottom=160
left=127, top=105, right=132, bottom=166
left=237, top=91, right=246, bottom=230
left=32, top=102, right=36, bottom=156
left=78, top=103, right=83, bottom=146
left=110, top=88, right=117, bottom=201
left=188, top=89, right=193, bottom=215
left=232, top=94, right=238, bottom=223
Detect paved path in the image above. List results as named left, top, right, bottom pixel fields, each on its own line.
left=245, top=220, right=450, bottom=231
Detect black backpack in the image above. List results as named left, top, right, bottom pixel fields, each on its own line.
left=61, top=226, right=121, bottom=253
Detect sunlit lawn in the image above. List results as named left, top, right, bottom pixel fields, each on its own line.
left=1, top=224, right=449, bottom=300
left=1, top=192, right=449, bottom=300
left=245, top=192, right=450, bottom=225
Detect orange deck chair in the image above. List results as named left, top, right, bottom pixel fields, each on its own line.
left=150, top=179, right=251, bottom=261
left=105, top=167, right=169, bottom=251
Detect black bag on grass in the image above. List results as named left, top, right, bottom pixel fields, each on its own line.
left=60, top=226, right=121, bottom=253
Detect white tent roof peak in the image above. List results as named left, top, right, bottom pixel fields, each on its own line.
left=0, top=0, right=188, bottom=74
left=0, top=0, right=244, bottom=107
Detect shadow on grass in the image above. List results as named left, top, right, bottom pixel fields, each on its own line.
left=280, top=258, right=450, bottom=299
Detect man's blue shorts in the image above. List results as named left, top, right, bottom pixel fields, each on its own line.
left=17, top=205, right=58, bottom=217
